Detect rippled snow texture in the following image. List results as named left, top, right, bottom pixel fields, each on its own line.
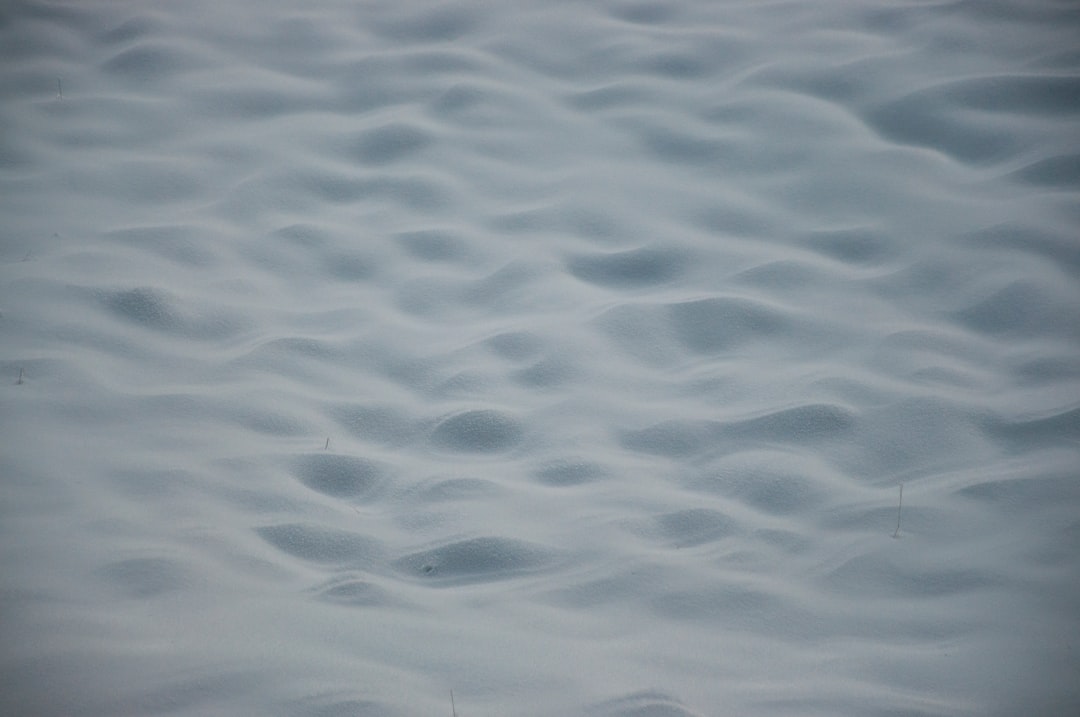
left=2, top=1, right=1079, bottom=715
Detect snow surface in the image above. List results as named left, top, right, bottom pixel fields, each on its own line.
left=2, top=1, right=1079, bottom=715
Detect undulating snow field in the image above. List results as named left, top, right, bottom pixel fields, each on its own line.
left=2, top=1, right=1079, bottom=715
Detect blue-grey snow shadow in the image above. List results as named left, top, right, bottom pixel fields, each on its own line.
left=290, top=697, right=406, bottom=717
left=290, top=453, right=389, bottom=500
left=649, top=508, right=738, bottom=548
left=619, top=403, right=855, bottom=458
left=393, top=537, right=559, bottom=587
left=428, top=409, right=524, bottom=453
left=310, top=577, right=394, bottom=608
left=257, top=524, right=383, bottom=569
left=566, top=246, right=687, bottom=289
left=590, top=690, right=705, bottom=717
left=103, top=286, right=243, bottom=339
left=97, top=557, right=190, bottom=598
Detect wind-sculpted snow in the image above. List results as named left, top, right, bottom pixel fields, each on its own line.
left=429, top=408, right=525, bottom=453
left=2, top=0, right=1079, bottom=715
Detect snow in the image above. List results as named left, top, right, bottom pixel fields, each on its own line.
left=2, top=1, right=1079, bottom=715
